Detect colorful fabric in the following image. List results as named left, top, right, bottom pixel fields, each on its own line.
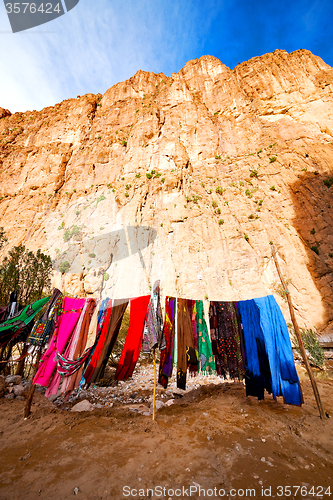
left=196, top=300, right=216, bottom=374
left=83, top=300, right=114, bottom=385
left=209, top=301, right=245, bottom=380
left=158, top=297, right=175, bottom=388
left=0, top=296, right=50, bottom=348
left=115, top=295, right=151, bottom=380
left=59, top=298, right=96, bottom=397
left=33, top=297, right=85, bottom=388
left=238, top=295, right=303, bottom=406
left=88, top=299, right=129, bottom=384
left=177, top=298, right=195, bottom=390
left=27, top=289, right=63, bottom=346
left=57, top=347, right=93, bottom=377
left=142, top=280, right=164, bottom=353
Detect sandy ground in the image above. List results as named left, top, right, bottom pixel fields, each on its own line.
left=0, top=379, right=332, bottom=500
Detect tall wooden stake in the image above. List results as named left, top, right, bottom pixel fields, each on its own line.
left=23, top=348, right=42, bottom=419
left=270, top=243, right=326, bottom=419
left=152, top=349, right=156, bottom=421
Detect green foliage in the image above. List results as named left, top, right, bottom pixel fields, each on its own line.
left=212, top=201, right=218, bottom=208
left=121, top=140, right=127, bottom=146
left=269, top=156, right=277, bottom=163
left=215, top=186, right=225, bottom=195
left=58, top=221, right=65, bottom=230
left=272, top=278, right=292, bottom=301
left=250, top=169, right=258, bottom=178
left=0, top=227, right=7, bottom=251
left=329, top=252, right=333, bottom=258
left=161, top=178, right=165, bottom=183
left=96, top=194, right=106, bottom=204
left=103, top=273, right=109, bottom=281
left=0, top=244, right=52, bottom=306
left=146, top=173, right=153, bottom=179
left=218, top=219, right=224, bottom=225
left=125, top=192, right=129, bottom=197
left=135, top=173, right=141, bottom=178
left=290, top=328, right=324, bottom=368
left=63, top=225, right=82, bottom=242
left=59, top=261, right=70, bottom=274
left=88, top=253, right=96, bottom=258
left=323, top=177, right=333, bottom=188
left=270, top=185, right=276, bottom=191
left=215, top=155, right=221, bottom=159
left=244, top=234, right=249, bottom=241
left=310, top=228, right=316, bottom=235
left=311, top=245, right=319, bottom=255
left=245, top=189, right=252, bottom=198
left=239, top=181, right=244, bottom=186
left=125, top=184, right=131, bottom=190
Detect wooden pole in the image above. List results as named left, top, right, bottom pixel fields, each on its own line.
left=23, top=348, right=42, bottom=419
left=270, top=243, right=326, bottom=419
left=152, top=349, right=156, bottom=421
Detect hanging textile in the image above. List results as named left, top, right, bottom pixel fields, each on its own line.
left=87, top=299, right=129, bottom=384
left=57, top=347, right=93, bottom=377
left=196, top=300, right=216, bottom=374
left=186, top=300, right=199, bottom=376
left=236, top=298, right=270, bottom=400
left=0, top=296, right=50, bottom=348
left=33, top=297, right=85, bottom=388
left=82, top=299, right=113, bottom=385
left=209, top=301, right=245, bottom=380
left=115, top=295, right=150, bottom=380
left=85, top=299, right=101, bottom=350
left=177, top=298, right=195, bottom=390
left=158, top=296, right=175, bottom=388
left=142, top=280, right=164, bottom=354
left=79, top=299, right=109, bottom=388
left=59, top=298, right=96, bottom=397
left=27, top=289, right=63, bottom=346
left=238, top=295, right=303, bottom=406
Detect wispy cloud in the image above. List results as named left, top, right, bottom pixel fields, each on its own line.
left=0, top=0, right=218, bottom=112
left=0, top=0, right=332, bottom=113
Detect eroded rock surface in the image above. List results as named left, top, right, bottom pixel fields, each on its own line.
left=0, top=49, right=332, bottom=333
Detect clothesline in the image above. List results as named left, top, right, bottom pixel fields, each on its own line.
left=0, top=282, right=303, bottom=414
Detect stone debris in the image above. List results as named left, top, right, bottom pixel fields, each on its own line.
left=13, top=385, right=25, bottom=397
left=71, top=399, right=94, bottom=412
left=5, top=375, right=22, bottom=385
left=52, top=362, right=228, bottom=413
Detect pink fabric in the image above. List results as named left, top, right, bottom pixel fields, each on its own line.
left=33, top=297, right=85, bottom=389
left=43, top=299, right=89, bottom=398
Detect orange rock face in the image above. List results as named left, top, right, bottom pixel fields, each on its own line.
left=0, top=49, right=332, bottom=335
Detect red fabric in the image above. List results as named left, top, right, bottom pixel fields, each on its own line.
left=83, top=302, right=113, bottom=384
left=115, top=295, right=150, bottom=380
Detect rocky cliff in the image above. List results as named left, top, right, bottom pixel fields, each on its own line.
left=0, top=49, right=332, bottom=335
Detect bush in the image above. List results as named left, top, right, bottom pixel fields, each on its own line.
left=244, top=234, right=249, bottom=241
left=59, top=261, right=70, bottom=274
left=250, top=169, right=258, bottom=178
left=269, top=156, right=277, bottom=163
left=212, top=201, right=217, bottom=208
left=216, top=186, right=225, bottom=195
left=323, top=177, right=333, bottom=188
left=146, top=173, right=152, bottom=179
left=135, top=173, right=141, bottom=178
left=0, top=244, right=52, bottom=305
left=311, top=245, right=319, bottom=255
left=218, top=219, right=224, bottom=225
left=290, top=328, right=324, bottom=368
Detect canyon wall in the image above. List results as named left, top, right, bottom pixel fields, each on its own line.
left=0, top=49, right=332, bottom=335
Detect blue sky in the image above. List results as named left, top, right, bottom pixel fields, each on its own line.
left=0, top=0, right=332, bottom=113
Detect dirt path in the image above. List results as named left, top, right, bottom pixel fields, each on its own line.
left=0, top=380, right=332, bottom=500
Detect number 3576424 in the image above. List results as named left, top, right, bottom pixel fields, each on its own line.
left=5, top=3, right=61, bottom=14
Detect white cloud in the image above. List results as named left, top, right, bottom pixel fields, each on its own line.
left=0, top=0, right=220, bottom=113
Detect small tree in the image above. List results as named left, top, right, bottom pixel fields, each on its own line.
left=0, top=244, right=52, bottom=306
